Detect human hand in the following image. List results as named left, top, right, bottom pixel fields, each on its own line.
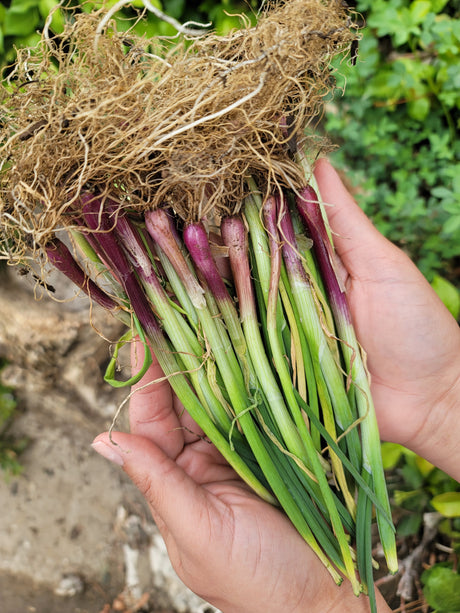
left=92, top=160, right=459, bottom=612
left=92, top=340, right=390, bottom=613
left=314, top=159, right=460, bottom=479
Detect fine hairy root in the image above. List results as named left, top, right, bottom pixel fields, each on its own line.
left=0, top=0, right=357, bottom=270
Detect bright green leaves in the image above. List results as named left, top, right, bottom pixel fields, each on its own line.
left=364, top=0, right=450, bottom=45
left=3, top=0, right=41, bottom=37
left=422, top=489, right=460, bottom=610
left=340, top=0, right=460, bottom=119
left=367, top=3, right=418, bottom=46
left=358, top=9, right=459, bottom=120
left=198, top=0, right=258, bottom=34
left=380, top=442, right=460, bottom=544
left=326, top=0, right=460, bottom=292
left=161, top=0, right=185, bottom=19
left=39, top=0, right=65, bottom=32
left=421, top=565, right=460, bottom=612
left=0, top=0, right=261, bottom=68
left=0, top=0, right=64, bottom=66
left=410, top=0, right=432, bottom=23
left=431, top=275, right=460, bottom=319
left=381, top=442, right=408, bottom=471
left=364, top=0, right=460, bottom=119
left=0, top=359, right=27, bottom=479
left=431, top=492, right=460, bottom=518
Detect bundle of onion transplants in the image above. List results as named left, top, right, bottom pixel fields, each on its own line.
left=0, top=1, right=398, bottom=610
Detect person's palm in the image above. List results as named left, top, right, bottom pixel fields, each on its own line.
left=106, top=343, right=344, bottom=613
left=314, top=159, right=460, bottom=454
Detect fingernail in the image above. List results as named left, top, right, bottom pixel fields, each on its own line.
left=91, top=440, right=124, bottom=466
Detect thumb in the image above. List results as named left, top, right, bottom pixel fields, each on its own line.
left=92, top=432, right=207, bottom=541
left=313, top=158, right=398, bottom=277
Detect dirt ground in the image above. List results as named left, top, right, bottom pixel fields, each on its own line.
left=0, top=268, right=216, bottom=613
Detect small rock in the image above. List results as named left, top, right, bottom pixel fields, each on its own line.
left=54, top=573, right=85, bottom=597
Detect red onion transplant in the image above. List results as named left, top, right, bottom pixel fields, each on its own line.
left=0, top=2, right=397, bottom=610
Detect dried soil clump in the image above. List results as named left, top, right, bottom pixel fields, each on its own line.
left=0, top=0, right=357, bottom=267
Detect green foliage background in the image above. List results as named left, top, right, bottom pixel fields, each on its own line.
left=0, top=359, right=27, bottom=478
left=1, top=0, right=459, bottom=294
left=326, top=0, right=460, bottom=294
left=381, top=441, right=460, bottom=611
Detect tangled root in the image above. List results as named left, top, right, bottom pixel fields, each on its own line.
left=0, top=0, right=357, bottom=266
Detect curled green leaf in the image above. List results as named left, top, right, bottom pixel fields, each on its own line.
left=104, top=315, right=153, bottom=388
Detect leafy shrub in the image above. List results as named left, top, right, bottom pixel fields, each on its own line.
left=325, top=0, right=460, bottom=288
left=0, top=0, right=63, bottom=69
left=0, top=359, right=27, bottom=478
left=0, top=0, right=260, bottom=69
left=381, top=442, right=460, bottom=537
left=421, top=564, right=460, bottom=612
left=381, top=442, right=460, bottom=610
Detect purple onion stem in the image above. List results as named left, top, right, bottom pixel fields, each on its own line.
left=296, top=186, right=350, bottom=323
left=79, top=195, right=160, bottom=340
left=46, top=237, right=120, bottom=312
left=145, top=209, right=206, bottom=309
left=183, top=222, right=230, bottom=302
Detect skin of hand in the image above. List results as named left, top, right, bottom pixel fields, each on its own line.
left=313, top=159, right=460, bottom=480
left=92, top=159, right=460, bottom=612
left=93, top=340, right=388, bottom=613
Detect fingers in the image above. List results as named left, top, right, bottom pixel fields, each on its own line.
left=129, top=338, right=184, bottom=458
left=129, top=338, right=205, bottom=456
left=313, top=158, right=395, bottom=278
left=92, top=431, right=208, bottom=543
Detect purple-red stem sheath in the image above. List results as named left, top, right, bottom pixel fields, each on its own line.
left=145, top=209, right=206, bottom=309
left=296, top=186, right=350, bottom=322
left=46, top=237, right=119, bottom=312
left=80, top=195, right=161, bottom=340
left=183, top=222, right=230, bottom=302
left=220, top=217, right=255, bottom=322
